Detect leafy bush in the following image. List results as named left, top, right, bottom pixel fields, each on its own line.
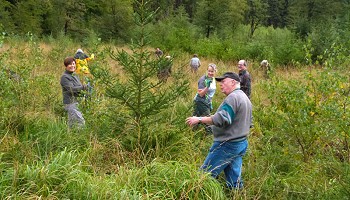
left=148, top=6, right=198, bottom=53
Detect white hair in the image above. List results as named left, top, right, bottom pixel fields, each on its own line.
left=261, top=60, right=269, bottom=66
left=238, top=60, right=247, bottom=66
left=76, top=49, right=84, bottom=53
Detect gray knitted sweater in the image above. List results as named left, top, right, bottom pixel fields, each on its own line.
left=211, top=89, right=252, bottom=142
left=60, top=71, right=85, bottom=104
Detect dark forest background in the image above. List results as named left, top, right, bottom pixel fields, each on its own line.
left=2, top=0, right=350, bottom=65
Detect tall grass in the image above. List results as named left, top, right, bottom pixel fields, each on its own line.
left=1, top=27, right=350, bottom=199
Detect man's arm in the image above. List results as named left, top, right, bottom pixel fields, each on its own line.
left=186, top=116, right=213, bottom=127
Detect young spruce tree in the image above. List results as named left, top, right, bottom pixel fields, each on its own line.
left=105, top=0, right=189, bottom=152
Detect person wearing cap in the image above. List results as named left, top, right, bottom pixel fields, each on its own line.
left=186, top=72, right=252, bottom=189
left=60, top=57, right=88, bottom=129
left=74, top=49, right=94, bottom=76
left=238, top=60, right=251, bottom=99
left=190, top=54, right=201, bottom=73
left=192, top=63, right=217, bottom=133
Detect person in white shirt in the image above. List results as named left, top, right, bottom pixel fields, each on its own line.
left=190, top=54, right=201, bottom=73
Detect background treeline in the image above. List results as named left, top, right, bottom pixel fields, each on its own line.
left=1, top=0, right=350, bottom=65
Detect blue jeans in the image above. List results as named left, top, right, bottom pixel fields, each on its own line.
left=201, top=139, right=248, bottom=189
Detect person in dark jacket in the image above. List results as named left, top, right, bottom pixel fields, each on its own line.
left=237, top=60, right=251, bottom=99
left=155, top=48, right=163, bottom=58
left=157, top=55, right=172, bottom=82
left=60, top=57, right=88, bottom=128
left=74, top=49, right=89, bottom=60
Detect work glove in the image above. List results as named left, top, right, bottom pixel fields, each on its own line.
left=205, top=79, right=213, bottom=87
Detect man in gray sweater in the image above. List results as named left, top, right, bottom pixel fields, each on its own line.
left=60, top=57, right=88, bottom=128
left=186, top=72, right=252, bottom=189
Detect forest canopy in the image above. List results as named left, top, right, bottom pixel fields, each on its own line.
left=1, top=0, right=350, bottom=66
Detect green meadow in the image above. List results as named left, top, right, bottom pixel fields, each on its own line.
left=1, top=1, right=350, bottom=199
left=1, top=33, right=349, bottom=199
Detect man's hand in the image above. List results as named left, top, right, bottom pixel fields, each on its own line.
left=186, top=117, right=200, bottom=127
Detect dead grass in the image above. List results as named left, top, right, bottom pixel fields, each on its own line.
left=2, top=40, right=310, bottom=113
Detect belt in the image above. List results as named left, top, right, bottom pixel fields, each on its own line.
left=226, top=136, right=247, bottom=143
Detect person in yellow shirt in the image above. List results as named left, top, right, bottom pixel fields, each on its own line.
left=73, top=49, right=94, bottom=100
left=74, top=49, right=94, bottom=76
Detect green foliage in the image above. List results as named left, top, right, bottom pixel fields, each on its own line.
left=114, top=160, right=226, bottom=199
left=250, top=67, right=350, bottom=199
left=289, top=0, right=343, bottom=39
left=194, top=36, right=228, bottom=59
left=253, top=26, right=304, bottom=65
left=319, top=42, right=350, bottom=69
left=0, top=149, right=94, bottom=199
left=0, top=0, right=15, bottom=34
left=148, top=6, right=198, bottom=53
left=1, top=5, right=350, bottom=198
left=194, top=0, right=246, bottom=38
left=11, top=0, right=48, bottom=35
left=192, top=25, right=304, bottom=64
left=90, top=0, right=134, bottom=43
left=97, top=0, right=189, bottom=153
left=0, top=34, right=40, bottom=133
left=44, top=32, right=75, bottom=62
left=258, top=68, right=350, bottom=162
left=1, top=0, right=350, bottom=67
left=244, top=0, right=268, bottom=37
left=0, top=153, right=226, bottom=199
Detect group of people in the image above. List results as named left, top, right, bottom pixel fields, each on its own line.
left=60, top=46, right=261, bottom=190
left=188, top=58, right=271, bottom=189
left=187, top=59, right=253, bottom=189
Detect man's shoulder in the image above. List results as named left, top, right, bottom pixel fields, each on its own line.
left=240, top=70, right=251, bottom=78
left=244, top=72, right=251, bottom=79
left=227, top=89, right=245, bottom=98
left=239, top=70, right=249, bottom=75
left=226, top=90, right=250, bottom=104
